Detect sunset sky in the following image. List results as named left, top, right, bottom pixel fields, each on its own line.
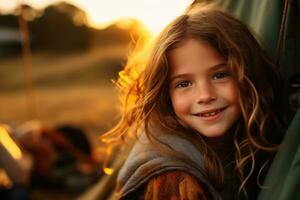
left=0, top=0, right=193, bottom=34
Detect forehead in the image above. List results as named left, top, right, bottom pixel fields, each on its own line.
left=167, top=38, right=224, bottom=75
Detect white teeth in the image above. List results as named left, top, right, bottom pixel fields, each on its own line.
left=200, top=109, right=222, bottom=117
left=202, top=111, right=217, bottom=117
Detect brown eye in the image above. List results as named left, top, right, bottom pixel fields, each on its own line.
left=212, top=72, right=229, bottom=80
left=175, top=81, right=192, bottom=88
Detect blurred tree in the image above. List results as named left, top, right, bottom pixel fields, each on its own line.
left=0, top=14, right=21, bottom=56
left=28, top=2, right=90, bottom=52
left=0, top=14, right=19, bottom=27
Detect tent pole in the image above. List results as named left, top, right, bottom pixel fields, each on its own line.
left=18, top=10, right=37, bottom=119
left=275, top=0, right=291, bottom=67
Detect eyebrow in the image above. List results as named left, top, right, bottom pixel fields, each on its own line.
left=169, top=63, right=227, bottom=82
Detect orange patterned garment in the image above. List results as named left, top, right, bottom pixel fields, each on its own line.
left=123, top=171, right=210, bottom=200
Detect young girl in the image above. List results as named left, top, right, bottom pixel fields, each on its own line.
left=101, top=4, right=286, bottom=200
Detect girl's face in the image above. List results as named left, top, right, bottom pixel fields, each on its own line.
left=168, top=38, right=241, bottom=138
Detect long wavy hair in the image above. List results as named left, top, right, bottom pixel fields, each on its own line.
left=101, top=4, right=286, bottom=198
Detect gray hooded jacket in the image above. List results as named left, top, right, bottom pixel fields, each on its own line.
left=116, top=131, right=222, bottom=199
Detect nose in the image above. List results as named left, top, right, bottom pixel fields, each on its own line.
left=195, top=82, right=216, bottom=104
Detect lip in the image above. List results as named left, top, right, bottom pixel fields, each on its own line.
left=193, top=107, right=227, bottom=121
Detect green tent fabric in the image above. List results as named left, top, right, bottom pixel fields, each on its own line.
left=209, top=0, right=283, bottom=58
left=258, top=108, right=300, bottom=199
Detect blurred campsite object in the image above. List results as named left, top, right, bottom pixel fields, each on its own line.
left=0, top=124, right=32, bottom=200
left=0, top=124, right=33, bottom=186
left=13, top=121, right=102, bottom=189
left=0, top=120, right=106, bottom=199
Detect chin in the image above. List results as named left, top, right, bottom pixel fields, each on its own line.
left=203, top=132, right=226, bottom=138
left=196, top=128, right=227, bottom=138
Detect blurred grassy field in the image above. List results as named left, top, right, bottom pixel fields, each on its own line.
left=0, top=45, right=129, bottom=136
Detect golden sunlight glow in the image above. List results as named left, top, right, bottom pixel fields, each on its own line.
left=0, top=126, right=22, bottom=160
left=103, top=167, right=114, bottom=175
left=72, top=0, right=193, bottom=34
left=0, top=0, right=193, bottom=35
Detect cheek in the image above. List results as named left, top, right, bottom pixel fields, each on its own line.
left=170, top=92, right=190, bottom=116
left=221, top=81, right=240, bottom=103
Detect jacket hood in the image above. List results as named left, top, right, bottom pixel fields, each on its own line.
left=116, top=131, right=221, bottom=199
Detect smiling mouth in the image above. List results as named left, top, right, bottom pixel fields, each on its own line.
left=193, top=107, right=227, bottom=118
